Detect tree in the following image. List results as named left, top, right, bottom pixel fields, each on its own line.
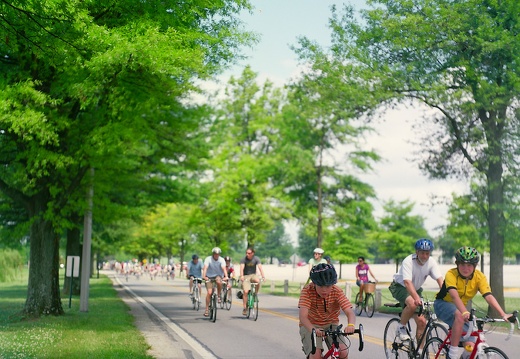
left=255, top=221, right=294, bottom=264
left=0, top=0, right=253, bottom=317
left=371, top=199, right=429, bottom=271
left=279, top=52, right=380, bottom=249
left=324, top=0, right=520, bottom=312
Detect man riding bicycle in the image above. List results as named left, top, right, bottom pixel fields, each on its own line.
left=187, top=254, right=202, bottom=297
left=389, top=238, right=443, bottom=347
left=239, top=247, right=265, bottom=316
left=202, top=247, right=228, bottom=317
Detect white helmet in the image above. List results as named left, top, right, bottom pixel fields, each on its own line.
left=212, top=247, right=221, bottom=254
left=313, top=248, right=324, bottom=254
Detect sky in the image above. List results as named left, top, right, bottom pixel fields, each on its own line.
left=218, top=0, right=467, bottom=237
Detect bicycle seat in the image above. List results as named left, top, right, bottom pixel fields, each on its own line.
left=384, top=303, right=401, bottom=308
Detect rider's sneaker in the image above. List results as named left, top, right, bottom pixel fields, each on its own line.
left=396, top=325, right=410, bottom=341
left=242, top=308, right=247, bottom=315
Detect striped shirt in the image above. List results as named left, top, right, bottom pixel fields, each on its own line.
left=298, top=283, right=352, bottom=327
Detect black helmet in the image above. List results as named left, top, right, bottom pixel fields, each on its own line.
left=455, top=246, right=479, bottom=265
left=224, top=256, right=231, bottom=262
left=236, top=290, right=243, bottom=299
left=192, top=254, right=198, bottom=260
left=310, top=263, right=337, bottom=286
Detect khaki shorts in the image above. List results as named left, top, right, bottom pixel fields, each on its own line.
left=299, top=324, right=346, bottom=357
left=389, top=281, right=423, bottom=307
left=205, top=276, right=222, bottom=290
left=242, top=274, right=260, bottom=292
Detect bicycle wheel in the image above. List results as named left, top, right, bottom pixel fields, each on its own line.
left=252, top=293, right=259, bottom=321
left=194, top=287, right=200, bottom=311
left=479, top=347, right=508, bottom=359
left=425, top=322, right=448, bottom=343
left=354, top=292, right=363, bottom=316
left=384, top=317, right=411, bottom=359
left=211, top=293, right=217, bottom=322
left=365, top=293, right=375, bottom=318
left=219, top=288, right=226, bottom=309
left=421, top=337, right=446, bottom=359
left=224, top=289, right=232, bottom=310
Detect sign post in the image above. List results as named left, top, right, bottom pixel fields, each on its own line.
left=66, top=255, right=80, bottom=308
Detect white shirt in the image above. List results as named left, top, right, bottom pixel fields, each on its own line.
left=393, top=253, right=442, bottom=289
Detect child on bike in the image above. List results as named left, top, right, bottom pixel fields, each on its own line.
left=434, top=246, right=511, bottom=359
left=298, top=263, right=356, bottom=359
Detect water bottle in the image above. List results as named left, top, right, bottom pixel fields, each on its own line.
left=460, top=344, right=473, bottom=359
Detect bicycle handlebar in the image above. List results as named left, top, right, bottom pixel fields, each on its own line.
left=463, top=309, right=519, bottom=341
left=310, top=324, right=364, bottom=355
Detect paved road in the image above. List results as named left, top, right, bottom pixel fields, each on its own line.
left=106, top=267, right=520, bottom=359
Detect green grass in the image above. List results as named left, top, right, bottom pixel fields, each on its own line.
left=0, top=269, right=152, bottom=359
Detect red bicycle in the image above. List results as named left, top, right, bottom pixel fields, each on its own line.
left=311, top=324, right=364, bottom=359
left=421, top=309, right=519, bottom=359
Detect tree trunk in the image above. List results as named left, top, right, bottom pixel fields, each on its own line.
left=24, top=216, right=64, bottom=316
left=486, top=160, right=505, bottom=317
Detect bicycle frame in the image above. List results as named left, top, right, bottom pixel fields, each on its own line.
left=427, top=309, right=519, bottom=359
left=311, top=324, right=364, bottom=359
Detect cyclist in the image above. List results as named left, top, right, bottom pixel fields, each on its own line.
left=355, top=256, right=378, bottom=304
left=224, top=256, right=235, bottom=297
left=389, top=238, right=443, bottom=346
left=239, top=247, right=265, bottom=316
left=202, top=247, right=228, bottom=317
left=186, top=254, right=202, bottom=297
left=298, top=263, right=356, bottom=359
left=434, top=246, right=511, bottom=359
left=308, top=248, right=327, bottom=272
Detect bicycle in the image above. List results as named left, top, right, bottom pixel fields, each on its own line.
left=205, top=278, right=219, bottom=323
left=310, top=323, right=364, bottom=358
left=384, top=299, right=448, bottom=359
left=421, top=309, right=519, bottom=359
left=219, top=279, right=232, bottom=311
left=354, top=281, right=376, bottom=318
left=245, top=281, right=262, bottom=321
left=190, top=277, right=202, bottom=311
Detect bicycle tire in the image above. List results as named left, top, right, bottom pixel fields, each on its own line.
left=365, top=293, right=375, bottom=318
left=384, top=317, right=411, bottom=359
left=479, top=347, right=508, bottom=359
left=252, top=293, right=259, bottom=321
left=224, top=289, right=232, bottom=310
left=421, top=337, right=445, bottom=359
left=211, top=293, right=217, bottom=322
left=219, top=288, right=226, bottom=309
left=194, top=287, right=200, bottom=311
left=425, top=322, right=448, bottom=344
left=354, top=292, right=363, bottom=316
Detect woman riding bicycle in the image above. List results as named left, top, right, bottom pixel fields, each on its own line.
left=298, top=263, right=356, bottom=359
left=434, top=246, right=511, bottom=359
left=355, top=256, right=377, bottom=304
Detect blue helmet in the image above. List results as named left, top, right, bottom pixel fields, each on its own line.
left=415, top=238, right=434, bottom=251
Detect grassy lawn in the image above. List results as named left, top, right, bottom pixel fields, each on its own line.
left=0, top=269, right=153, bottom=359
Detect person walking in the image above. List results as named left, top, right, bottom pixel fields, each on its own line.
left=202, top=247, right=228, bottom=317
left=239, top=247, right=265, bottom=316
left=388, top=238, right=443, bottom=348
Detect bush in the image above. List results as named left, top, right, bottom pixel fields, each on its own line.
left=0, top=249, right=24, bottom=282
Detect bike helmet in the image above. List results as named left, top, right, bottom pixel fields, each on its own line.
left=192, top=254, right=198, bottom=260
left=455, top=246, right=479, bottom=265
left=313, top=248, right=324, bottom=254
left=224, top=256, right=231, bottom=261
left=310, top=263, right=337, bottom=286
left=415, top=238, right=434, bottom=251
left=212, top=247, right=221, bottom=254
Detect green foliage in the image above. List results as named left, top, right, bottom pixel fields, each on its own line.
left=0, top=249, right=24, bottom=283
left=255, top=221, right=294, bottom=263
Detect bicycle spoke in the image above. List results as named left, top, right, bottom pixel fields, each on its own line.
left=422, top=337, right=446, bottom=359
left=366, top=293, right=375, bottom=318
